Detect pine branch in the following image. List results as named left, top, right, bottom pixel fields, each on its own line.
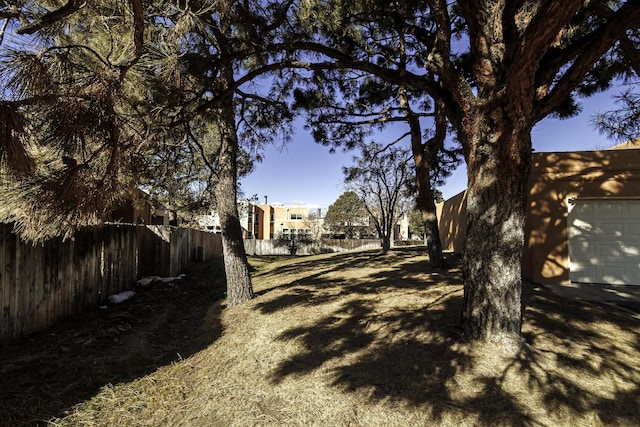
left=536, top=1, right=640, bottom=120
left=0, top=16, right=10, bottom=47
left=15, top=0, right=85, bottom=35
left=117, top=0, right=144, bottom=79
left=513, top=0, right=585, bottom=78
left=620, top=36, right=640, bottom=77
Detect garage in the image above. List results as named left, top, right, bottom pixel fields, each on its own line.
left=437, top=147, right=640, bottom=284
left=568, top=198, right=640, bottom=285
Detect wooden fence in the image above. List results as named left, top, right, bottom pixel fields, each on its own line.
left=0, top=223, right=222, bottom=345
left=244, top=238, right=385, bottom=256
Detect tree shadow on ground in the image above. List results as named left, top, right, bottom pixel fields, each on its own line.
left=519, top=282, right=640, bottom=425
left=0, top=259, right=227, bottom=426
left=254, top=247, right=454, bottom=308
left=255, top=249, right=640, bottom=425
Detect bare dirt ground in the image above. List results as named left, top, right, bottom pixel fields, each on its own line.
left=0, top=258, right=227, bottom=426
left=1, top=248, right=639, bottom=426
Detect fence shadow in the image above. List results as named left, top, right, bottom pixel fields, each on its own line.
left=0, top=258, right=226, bottom=426
left=0, top=223, right=223, bottom=346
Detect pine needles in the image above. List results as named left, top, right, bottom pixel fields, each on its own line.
left=0, top=103, right=33, bottom=176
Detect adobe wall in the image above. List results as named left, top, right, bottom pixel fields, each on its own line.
left=437, top=148, right=640, bottom=285
left=525, top=148, right=640, bottom=284
left=254, top=205, right=270, bottom=239
left=436, top=190, right=467, bottom=253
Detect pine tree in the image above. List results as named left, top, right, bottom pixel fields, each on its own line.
left=0, top=0, right=146, bottom=239
left=1, top=0, right=297, bottom=305
left=292, top=68, right=460, bottom=268
left=324, top=191, right=368, bottom=238
left=285, top=0, right=640, bottom=346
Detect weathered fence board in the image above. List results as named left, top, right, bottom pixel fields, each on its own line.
left=137, top=225, right=171, bottom=277
left=244, top=238, right=384, bottom=256
left=243, top=238, right=426, bottom=256
left=0, top=223, right=222, bottom=345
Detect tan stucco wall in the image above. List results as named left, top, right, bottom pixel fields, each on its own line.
left=254, top=205, right=311, bottom=239
left=437, top=148, right=640, bottom=285
left=109, top=189, right=156, bottom=224
left=607, top=138, right=640, bottom=150
left=436, top=190, right=467, bottom=253
left=525, top=149, right=640, bottom=284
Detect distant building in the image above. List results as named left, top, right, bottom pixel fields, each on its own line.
left=196, top=211, right=221, bottom=233
left=394, top=213, right=410, bottom=241
left=109, top=189, right=169, bottom=225
left=252, top=201, right=321, bottom=240
left=196, top=200, right=253, bottom=235
left=196, top=198, right=324, bottom=240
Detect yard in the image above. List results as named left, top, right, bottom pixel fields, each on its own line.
left=1, top=248, right=639, bottom=426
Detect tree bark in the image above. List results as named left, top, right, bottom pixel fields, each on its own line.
left=460, top=108, right=532, bottom=346
left=419, top=189, right=445, bottom=267
left=397, top=37, right=446, bottom=269
left=404, top=95, right=447, bottom=269
left=214, top=66, right=254, bottom=306
left=381, top=236, right=391, bottom=253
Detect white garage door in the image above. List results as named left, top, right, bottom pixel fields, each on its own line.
left=568, top=199, right=640, bottom=285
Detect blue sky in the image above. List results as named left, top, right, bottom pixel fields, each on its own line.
left=240, top=88, right=628, bottom=211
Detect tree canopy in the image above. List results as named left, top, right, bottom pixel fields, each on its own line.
left=0, top=0, right=299, bottom=304
left=0, top=0, right=146, bottom=239
left=284, top=0, right=640, bottom=344
left=292, top=63, right=460, bottom=267
left=1, top=0, right=638, bottom=336
left=324, top=191, right=369, bottom=238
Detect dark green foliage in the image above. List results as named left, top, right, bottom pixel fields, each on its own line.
left=273, top=232, right=315, bottom=255
left=324, top=191, right=369, bottom=238
left=594, top=89, right=640, bottom=141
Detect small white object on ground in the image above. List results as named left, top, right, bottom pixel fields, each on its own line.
left=136, top=274, right=185, bottom=286
left=136, top=276, right=160, bottom=286
left=108, top=290, right=136, bottom=304
left=157, top=274, right=186, bottom=283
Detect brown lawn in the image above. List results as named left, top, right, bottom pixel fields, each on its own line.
left=1, top=248, right=639, bottom=426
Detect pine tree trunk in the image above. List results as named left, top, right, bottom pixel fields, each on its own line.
left=421, top=193, right=445, bottom=267
left=461, top=110, right=532, bottom=346
left=411, top=134, right=446, bottom=269
left=401, top=86, right=446, bottom=269
left=215, top=77, right=254, bottom=306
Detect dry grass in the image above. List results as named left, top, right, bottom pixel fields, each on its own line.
left=3, top=248, right=640, bottom=426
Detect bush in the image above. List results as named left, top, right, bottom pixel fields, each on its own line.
left=272, top=233, right=314, bottom=255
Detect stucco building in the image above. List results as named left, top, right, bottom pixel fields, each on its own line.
left=198, top=199, right=322, bottom=240
left=437, top=143, right=640, bottom=286
left=109, top=189, right=169, bottom=225
left=251, top=202, right=321, bottom=240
